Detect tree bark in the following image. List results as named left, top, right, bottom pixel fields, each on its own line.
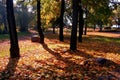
left=59, top=0, right=65, bottom=41
left=70, top=0, right=79, bottom=50
left=37, top=0, right=44, bottom=44
left=84, top=22, right=87, bottom=35
left=78, top=1, right=84, bottom=42
left=6, top=0, right=20, bottom=58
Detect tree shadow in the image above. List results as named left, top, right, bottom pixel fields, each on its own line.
left=41, top=43, right=84, bottom=71
left=41, top=43, right=120, bottom=79
left=0, top=57, right=19, bottom=79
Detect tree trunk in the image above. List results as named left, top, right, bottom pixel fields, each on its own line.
left=99, top=21, right=103, bottom=32
left=59, top=0, right=65, bottom=41
left=53, top=26, right=55, bottom=34
left=93, top=24, right=96, bottom=31
left=118, top=18, right=120, bottom=25
left=6, top=0, right=20, bottom=58
left=78, top=1, right=84, bottom=42
left=84, top=22, right=87, bottom=35
left=70, top=0, right=79, bottom=50
left=37, top=0, right=44, bottom=44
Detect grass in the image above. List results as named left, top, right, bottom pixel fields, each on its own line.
left=0, top=34, right=9, bottom=40
left=0, top=32, right=30, bottom=40
left=84, top=35, right=120, bottom=44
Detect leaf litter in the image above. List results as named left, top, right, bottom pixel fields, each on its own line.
left=0, top=33, right=120, bottom=80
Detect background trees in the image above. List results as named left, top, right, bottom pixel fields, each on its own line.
left=82, top=0, right=112, bottom=31
left=15, top=1, right=31, bottom=32
left=4, top=0, right=119, bottom=57
left=0, top=1, right=8, bottom=34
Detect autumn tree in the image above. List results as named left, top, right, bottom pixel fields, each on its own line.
left=70, top=0, right=79, bottom=50
left=6, top=0, right=20, bottom=58
left=82, top=0, right=111, bottom=32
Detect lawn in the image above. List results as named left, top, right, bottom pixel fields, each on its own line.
left=0, top=31, right=120, bottom=79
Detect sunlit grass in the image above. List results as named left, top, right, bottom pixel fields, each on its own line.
left=84, top=35, right=120, bottom=44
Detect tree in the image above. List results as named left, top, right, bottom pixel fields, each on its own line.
left=78, top=0, right=84, bottom=42
left=82, top=0, right=111, bottom=32
left=59, top=0, right=65, bottom=41
left=37, top=0, right=44, bottom=43
left=117, top=5, right=120, bottom=25
left=6, top=0, right=20, bottom=58
left=70, top=0, right=79, bottom=50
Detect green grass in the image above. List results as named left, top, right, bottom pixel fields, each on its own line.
left=0, top=32, right=30, bottom=40
left=0, top=34, right=9, bottom=40
left=84, top=35, right=120, bottom=44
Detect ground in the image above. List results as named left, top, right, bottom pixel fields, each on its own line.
left=0, top=30, right=120, bottom=80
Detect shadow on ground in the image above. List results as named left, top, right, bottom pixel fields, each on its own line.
left=0, top=58, right=19, bottom=79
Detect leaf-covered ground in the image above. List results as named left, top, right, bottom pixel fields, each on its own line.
left=0, top=30, right=120, bottom=80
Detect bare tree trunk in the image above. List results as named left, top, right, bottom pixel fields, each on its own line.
left=37, top=0, right=44, bottom=44
left=70, top=0, right=79, bottom=50
left=59, top=0, right=65, bottom=41
left=6, top=0, right=20, bottom=58
left=78, top=0, right=84, bottom=42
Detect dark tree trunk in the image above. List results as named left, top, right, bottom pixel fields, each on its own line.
left=53, top=26, right=55, bottom=34
left=93, top=24, right=96, bottom=31
left=70, top=0, right=79, bottom=50
left=37, top=0, right=44, bottom=44
left=84, top=7, right=88, bottom=35
left=19, top=19, right=26, bottom=32
left=84, top=23, right=87, bottom=35
left=118, top=18, right=120, bottom=25
left=6, top=0, right=20, bottom=58
left=78, top=0, right=84, bottom=42
left=59, top=0, right=65, bottom=41
left=98, top=21, right=103, bottom=32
